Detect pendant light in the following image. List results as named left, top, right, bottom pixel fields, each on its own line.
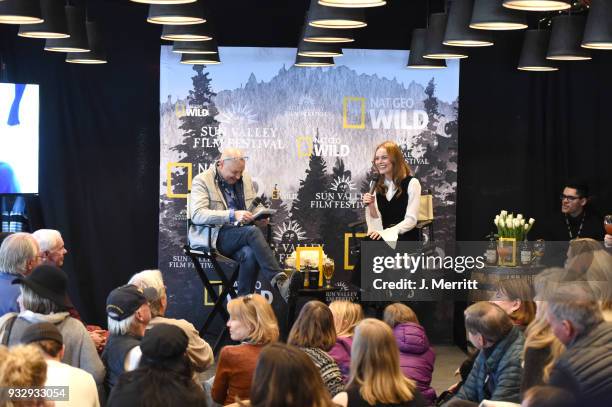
left=308, top=0, right=367, bottom=29
left=318, top=0, right=386, bottom=7
left=45, top=5, right=89, bottom=53
left=131, top=0, right=196, bottom=4
left=161, top=23, right=213, bottom=41
left=518, top=29, right=557, bottom=71
left=407, top=28, right=447, bottom=69
left=180, top=53, right=221, bottom=64
left=66, top=21, right=107, bottom=64
left=470, top=0, right=528, bottom=30
left=546, top=15, right=591, bottom=60
left=298, top=41, right=343, bottom=57
left=503, top=0, right=570, bottom=12
left=148, top=2, right=206, bottom=25
left=444, top=0, right=493, bottom=47
left=18, top=0, right=68, bottom=38
left=172, top=40, right=217, bottom=54
left=424, top=13, right=468, bottom=59
left=0, top=0, right=43, bottom=25
left=581, top=0, right=612, bottom=50
left=295, top=55, right=335, bottom=67
left=303, top=25, right=354, bottom=43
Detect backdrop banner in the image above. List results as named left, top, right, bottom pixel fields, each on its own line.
left=159, top=46, right=459, bottom=337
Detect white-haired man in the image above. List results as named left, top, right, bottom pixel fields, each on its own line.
left=32, top=229, right=68, bottom=267
left=128, top=269, right=214, bottom=372
left=189, top=148, right=302, bottom=299
left=0, top=232, right=41, bottom=314
left=101, top=285, right=155, bottom=393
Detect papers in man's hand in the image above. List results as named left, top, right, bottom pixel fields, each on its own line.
left=252, top=208, right=276, bottom=221
left=379, top=228, right=399, bottom=249
left=479, top=401, right=520, bottom=407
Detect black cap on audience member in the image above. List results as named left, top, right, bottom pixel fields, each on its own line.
left=141, top=324, right=188, bottom=361
left=20, top=322, right=63, bottom=345
left=106, top=284, right=158, bottom=321
left=12, top=265, right=72, bottom=308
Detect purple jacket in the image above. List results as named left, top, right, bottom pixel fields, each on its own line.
left=394, top=322, right=436, bottom=405
left=328, top=336, right=352, bottom=383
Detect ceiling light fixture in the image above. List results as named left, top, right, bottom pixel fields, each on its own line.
left=66, top=21, right=107, bottom=64
left=18, top=0, right=68, bottom=38
left=518, top=29, right=557, bottom=71
left=161, top=23, right=213, bottom=41
left=148, top=2, right=206, bottom=25
left=546, top=15, right=591, bottom=60
left=470, top=0, right=528, bottom=30
left=180, top=53, right=221, bottom=64
left=172, top=40, right=217, bottom=53
left=0, top=0, right=43, bottom=25
left=303, top=25, right=354, bottom=43
left=502, top=0, right=570, bottom=12
left=581, top=0, right=612, bottom=50
left=424, top=13, right=469, bottom=59
left=318, top=0, right=386, bottom=8
left=44, top=6, right=89, bottom=53
left=407, top=28, right=447, bottom=69
left=298, top=41, right=343, bottom=57
left=131, top=0, right=196, bottom=4
left=444, top=0, right=493, bottom=47
left=308, top=0, right=367, bottom=29
left=295, top=55, right=335, bottom=67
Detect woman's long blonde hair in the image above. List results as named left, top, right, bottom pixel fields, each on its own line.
left=523, top=302, right=565, bottom=382
left=372, top=141, right=412, bottom=197
left=329, top=301, right=364, bottom=337
left=227, top=294, right=279, bottom=345
left=349, top=319, right=416, bottom=405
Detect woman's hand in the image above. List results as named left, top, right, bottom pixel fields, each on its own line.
left=362, top=193, right=375, bottom=206
left=368, top=231, right=381, bottom=240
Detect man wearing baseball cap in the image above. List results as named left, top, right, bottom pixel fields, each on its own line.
left=101, top=284, right=156, bottom=393
left=21, top=322, right=100, bottom=407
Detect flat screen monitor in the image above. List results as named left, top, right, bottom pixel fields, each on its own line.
left=0, top=83, right=39, bottom=194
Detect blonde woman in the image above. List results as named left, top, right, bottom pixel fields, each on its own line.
left=328, top=301, right=364, bottom=383
left=490, top=278, right=536, bottom=330
left=333, top=318, right=425, bottom=407
left=287, top=301, right=344, bottom=397
left=383, top=304, right=436, bottom=405
left=0, top=345, right=48, bottom=407
left=211, top=294, right=279, bottom=405
left=583, top=249, right=612, bottom=320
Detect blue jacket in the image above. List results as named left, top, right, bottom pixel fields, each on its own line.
left=447, top=326, right=524, bottom=405
left=0, top=272, right=20, bottom=315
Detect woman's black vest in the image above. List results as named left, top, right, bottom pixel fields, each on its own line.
left=375, top=176, right=419, bottom=241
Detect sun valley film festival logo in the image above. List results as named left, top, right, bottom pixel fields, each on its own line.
left=312, top=174, right=364, bottom=209
left=342, top=96, right=429, bottom=130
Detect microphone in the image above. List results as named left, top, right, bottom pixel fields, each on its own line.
left=366, top=175, right=379, bottom=206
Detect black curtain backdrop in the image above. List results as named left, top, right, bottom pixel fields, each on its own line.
left=1, top=4, right=611, bottom=327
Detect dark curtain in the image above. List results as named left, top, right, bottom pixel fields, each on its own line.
left=0, top=4, right=160, bottom=325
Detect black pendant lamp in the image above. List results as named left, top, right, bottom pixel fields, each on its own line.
left=45, top=6, right=89, bottom=52
left=546, top=15, right=591, bottom=60
left=308, top=0, right=367, bottom=29
left=66, top=21, right=107, bottom=64
left=303, top=25, right=354, bottom=43
left=295, top=55, right=335, bottom=67
left=503, top=0, right=570, bottom=12
left=424, top=13, right=468, bottom=59
left=298, top=41, right=343, bottom=57
left=0, top=0, right=43, bottom=24
left=444, top=0, right=493, bottom=47
left=318, top=0, right=386, bottom=7
left=518, top=29, right=557, bottom=71
left=148, top=2, right=206, bottom=25
left=407, top=28, right=447, bottom=69
left=18, top=0, right=68, bottom=38
left=161, top=23, right=213, bottom=41
left=172, top=40, right=217, bottom=54
left=180, top=53, right=221, bottom=64
left=470, top=0, right=527, bottom=30
left=582, top=0, right=612, bottom=50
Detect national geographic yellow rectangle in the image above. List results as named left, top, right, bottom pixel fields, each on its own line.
left=342, top=96, right=366, bottom=129
left=166, top=162, right=192, bottom=199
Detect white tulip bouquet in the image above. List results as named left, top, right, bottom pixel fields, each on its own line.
left=494, top=210, right=535, bottom=241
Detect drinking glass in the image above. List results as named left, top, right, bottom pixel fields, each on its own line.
left=323, top=260, right=335, bottom=288
left=604, top=215, right=612, bottom=235
left=533, top=239, right=545, bottom=266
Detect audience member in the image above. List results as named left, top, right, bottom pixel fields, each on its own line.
left=383, top=303, right=436, bottom=405
left=20, top=322, right=100, bottom=407
left=584, top=251, right=612, bottom=320
left=443, top=302, right=524, bottom=406
left=490, top=278, right=536, bottom=330
left=102, top=284, right=155, bottom=393
left=521, top=385, right=575, bottom=407
left=212, top=294, right=279, bottom=405
left=2, top=265, right=105, bottom=397
left=328, top=300, right=363, bottom=383
left=546, top=284, right=612, bottom=405
left=0, top=344, right=48, bottom=407
left=128, top=269, right=214, bottom=372
left=0, top=232, right=41, bottom=315
left=333, top=318, right=426, bottom=407
left=32, top=228, right=107, bottom=352
left=287, top=301, right=344, bottom=397
left=0, top=231, right=12, bottom=246
left=244, top=342, right=337, bottom=407
left=107, top=324, right=207, bottom=407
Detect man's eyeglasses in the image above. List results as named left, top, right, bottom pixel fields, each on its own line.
left=560, top=194, right=582, bottom=202
left=221, top=156, right=249, bottom=163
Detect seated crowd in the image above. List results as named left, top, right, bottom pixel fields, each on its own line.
left=0, top=232, right=611, bottom=407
